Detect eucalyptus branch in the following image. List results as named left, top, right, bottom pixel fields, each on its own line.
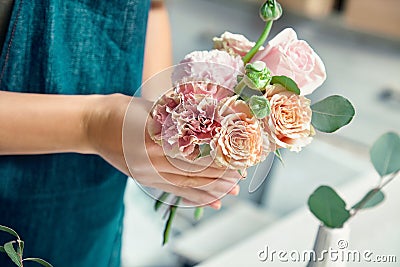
left=351, top=171, right=398, bottom=217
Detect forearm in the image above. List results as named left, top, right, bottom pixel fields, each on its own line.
left=142, top=0, right=173, bottom=101
left=0, top=90, right=100, bottom=155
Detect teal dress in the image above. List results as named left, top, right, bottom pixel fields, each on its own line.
left=0, top=0, right=150, bottom=266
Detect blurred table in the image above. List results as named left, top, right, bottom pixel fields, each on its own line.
left=199, top=170, right=400, bottom=266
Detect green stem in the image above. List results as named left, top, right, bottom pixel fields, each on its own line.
left=154, top=192, right=170, bottom=211
left=351, top=171, right=398, bottom=217
left=162, top=197, right=181, bottom=245
left=242, top=20, right=273, bottom=64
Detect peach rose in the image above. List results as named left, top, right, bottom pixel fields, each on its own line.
left=264, top=84, right=313, bottom=152
left=213, top=31, right=261, bottom=57
left=253, top=28, right=326, bottom=95
left=210, top=96, right=271, bottom=170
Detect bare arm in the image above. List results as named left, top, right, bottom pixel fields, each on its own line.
left=0, top=90, right=96, bottom=155
left=142, top=0, right=173, bottom=101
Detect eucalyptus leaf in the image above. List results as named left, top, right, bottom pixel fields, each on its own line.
left=308, top=186, right=350, bottom=228
left=311, top=95, right=355, bottom=133
left=0, top=225, right=20, bottom=240
left=194, top=207, right=204, bottom=221
left=4, top=241, right=22, bottom=267
left=370, top=132, right=400, bottom=177
left=23, top=258, right=53, bottom=267
left=271, top=76, right=300, bottom=95
left=352, top=189, right=385, bottom=210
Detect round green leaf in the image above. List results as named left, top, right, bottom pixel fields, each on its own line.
left=352, top=189, right=385, bottom=210
left=311, top=95, right=355, bottom=133
left=271, top=75, right=300, bottom=95
left=370, top=132, right=400, bottom=177
left=308, top=186, right=350, bottom=228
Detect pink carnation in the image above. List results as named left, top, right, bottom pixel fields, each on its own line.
left=172, top=50, right=244, bottom=92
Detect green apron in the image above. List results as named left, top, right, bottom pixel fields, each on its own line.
left=0, top=0, right=149, bottom=266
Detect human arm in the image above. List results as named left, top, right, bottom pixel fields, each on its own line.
left=0, top=91, right=240, bottom=208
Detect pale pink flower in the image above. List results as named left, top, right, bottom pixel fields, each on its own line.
left=213, top=31, right=261, bottom=57
left=147, top=92, right=181, bottom=146
left=264, top=84, right=313, bottom=152
left=176, top=81, right=234, bottom=101
left=211, top=96, right=271, bottom=170
left=173, top=95, right=221, bottom=160
left=171, top=50, right=244, bottom=91
left=253, top=28, right=326, bottom=95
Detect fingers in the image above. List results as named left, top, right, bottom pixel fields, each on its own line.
left=155, top=183, right=222, bottom=209
left=150, top=155, right=243, bottom=179
left=158, top=172, right=239, bottom=194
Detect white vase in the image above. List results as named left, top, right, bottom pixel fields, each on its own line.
left=307, top=224, right=350, bottom=267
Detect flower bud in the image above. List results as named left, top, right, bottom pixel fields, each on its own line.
left=260, top=0, right=282, bottom=22
left=244, top=61, right=272, bottom=90
left=249, top=95, right=270, bottom=119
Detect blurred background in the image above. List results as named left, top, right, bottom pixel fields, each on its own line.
left=122, top=0, right=400, bottom=266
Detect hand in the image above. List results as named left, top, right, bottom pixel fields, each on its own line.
left=85, top=94, right=242, bottom=209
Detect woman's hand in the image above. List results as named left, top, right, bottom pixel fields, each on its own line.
left=85, top=94, right=242, bottom=209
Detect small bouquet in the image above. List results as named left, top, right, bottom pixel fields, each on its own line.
left=147, top=0, right=355, bottom=244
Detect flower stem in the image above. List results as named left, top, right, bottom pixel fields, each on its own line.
left=162, top=197, right=181, bottom=245
left=154, top=192, right=170, bottom=211
left=242, top=20, right=273, bottom=64
left=351, top=171, right=398, bottom=217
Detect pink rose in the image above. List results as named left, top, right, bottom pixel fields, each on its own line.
left=172, top=50, right=244, bottom=91
left=264, top=84, right=313, bottom=152
left=253, top=28, right=326, bottom=95
left=213, top=31, right=261, bottom=57
left=211, top=96, right=271, bottom=170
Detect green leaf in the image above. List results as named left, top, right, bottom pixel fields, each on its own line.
left=23, top=258, right=53, bottom=267
left=194, top=207, right=204, bottom=221
left=311, top=95, right=355, bottom=133
left=370, top=132, right=400, bottom=177
left=308, top=186, right=350, bottom=228
left=0, top=246, right=5, bottom=253
left=4, top=241, right=22, bottom=267
left=352, top=189, right=385, bottom=210
left=271, top=76, right=300, bottom=95
left=248, top=95, right=270, bottom=119
left=0, top=225, right=20, bottom=240
left=198, top=144, right=211, bottom=158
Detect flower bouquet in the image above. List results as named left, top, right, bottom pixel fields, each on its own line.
left=147, top=0, right=355, bottom=244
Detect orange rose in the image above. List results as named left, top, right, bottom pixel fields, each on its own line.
left=264, top=84, right=313, bottom=152
left=211, top=96, right=271, bottom=170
